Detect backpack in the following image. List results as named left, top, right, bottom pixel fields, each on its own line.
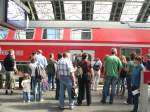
left=41, top=79, right=49, bottom=92
left=146, top=59, right=150, bottom=71
left=93, top=62, right=100, bottom=71
left=120, top=63, right=127, bottom=78
left=75, top=66, right=83, bottom=77
left=46, top=59, right=55, bottom=74
left=35, top=64, right=47, bottom=81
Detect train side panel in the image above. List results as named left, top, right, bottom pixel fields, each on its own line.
left=1, top=28, right=150, bottom=61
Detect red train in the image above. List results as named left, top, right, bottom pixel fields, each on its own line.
left=0, top=27, right=150, bottom=63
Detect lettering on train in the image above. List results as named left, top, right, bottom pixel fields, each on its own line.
left=0, top=50, right=24, bottom=56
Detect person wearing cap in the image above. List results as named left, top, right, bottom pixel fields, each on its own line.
left=101, top=48, right=122, bottom=104
left=35, top=49, right=48, bottom=68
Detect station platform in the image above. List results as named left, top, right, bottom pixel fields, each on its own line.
left=0, top=85, right=150, bottom=112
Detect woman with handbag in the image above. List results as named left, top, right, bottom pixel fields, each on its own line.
left=77, top=53, right=93, bottom=106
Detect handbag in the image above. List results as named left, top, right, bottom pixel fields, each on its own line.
left=71, top=87, right=78, bottom=99
left=87, top=72, right=92, bottom=81
left=41, top=79, right=49, bottom=92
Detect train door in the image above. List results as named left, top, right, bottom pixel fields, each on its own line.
left=69, top=50, right=95, bottom=61
left=120, top=48, right=141, bottom=56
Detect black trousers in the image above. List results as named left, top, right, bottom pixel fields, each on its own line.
left=55, top=79, right=60, bottom=99
left=132, top=86, right=140, bottom=112
left=77, top=75, right=92, bottom=105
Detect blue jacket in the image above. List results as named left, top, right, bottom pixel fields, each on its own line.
left=131, top=64, right=144, bottom=88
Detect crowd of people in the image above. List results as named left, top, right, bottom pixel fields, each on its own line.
left=1, top=48, right=150, bottom=112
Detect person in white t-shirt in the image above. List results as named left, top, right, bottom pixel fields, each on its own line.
left=29, top=58, right=37, bottom=101
left=35, top=49, right=48, bottom=68
left=21, top=73, right=31, bottom=102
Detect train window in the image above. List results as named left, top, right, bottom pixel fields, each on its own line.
left=42, top=28, right=63, bottom=40
left=14, top=29, right=34, bottom=40
left=0, top=28, right=8, bottom=40
left=69, top=50, right=95, bottom=61
left=121, top=48, right=141, bottom=56
left=71, top=29, right=91, bottom=40
left=26, top=29, right=34, bottom=39
left=14, top=30, right=26, bottom=40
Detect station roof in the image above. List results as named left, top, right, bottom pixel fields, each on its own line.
left=21, top=0, right=150, bottom=23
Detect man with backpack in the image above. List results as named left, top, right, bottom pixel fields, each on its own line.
left=4, top=49, right=17, bottom=95
left=34, top=62, right=47, bottom=102
left=35, top=49, right=48, bottom=68
left=34, top=49, right=48, bottom=101
left=46, top=53, right=57, bottom=90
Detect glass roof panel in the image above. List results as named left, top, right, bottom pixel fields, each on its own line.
left=34, top=1, right=54, bottom=20
left=120, top=0, right=144, bottom=22
left=64, top=1, right=82, bottom=20
left=93, top=2, right=112, bottom=21
left=147, top=16, right=150, bottom=22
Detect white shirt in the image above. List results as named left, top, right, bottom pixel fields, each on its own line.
left=35, top=54, right=48, bottom=68
left=21, top=79, right=31, bottom=92
left=29, top=62, right=37, bottom=77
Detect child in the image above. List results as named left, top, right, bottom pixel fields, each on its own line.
left=21, top=73, right=31, bottom=102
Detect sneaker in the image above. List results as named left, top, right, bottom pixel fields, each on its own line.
left=124, top=101, right=132, bottom=105
left=109, top=101, right=113, bottom=104
left=28, top=100, right=31, bottom=103
left=23, top=100, right=26, bottom=103
left=76, top=102, right=82, bottom=106
left=5, top=90, right=8, bottom=95
left=87, top=103, right=91, bottom=106
left=10, top=91, right=13, bottom=95
left=40, top=99, right=44, bottom=102
left=59, top=106, right=64, bottom=110
left=69, top=105, right=74, bottom=110
left=123, top=101, right=128, bottom=104
left=100, top=100, right=106, bottom=104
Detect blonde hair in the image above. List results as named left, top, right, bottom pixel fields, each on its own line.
left=120, top=55, right=127, bottom=64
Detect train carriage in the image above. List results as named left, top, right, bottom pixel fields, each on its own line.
left=0, top=27, right=150, bottom=63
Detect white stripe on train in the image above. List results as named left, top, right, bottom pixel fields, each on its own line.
left=0, top=42, right=150, bottom=47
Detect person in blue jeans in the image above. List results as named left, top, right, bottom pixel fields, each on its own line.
left=34, top=81, right=43, bottom=102
left=131, top=56, right=144, bottom=112
left=101, top=48, right=122, bottom=104
left=125, top=52, right=136, bottom=104
left=21, top=73, right=31, bottom=102
left=57, top=52, right=76, bottom=109
left=46, top=53, right=56, bottom=90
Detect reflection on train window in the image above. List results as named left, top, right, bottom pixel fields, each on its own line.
left=14, top=29, right=34, bottom=40
left=0, top=29, right=8, bottom=40
left=26, top=29, right=34, bottom=39
left=71, top=29, right=91, bottom=40
left=69, top=50, right=95, bottom=61
left=121, top=48, right=141, bottom=56
left=43, top=28, right=63, bottom=40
